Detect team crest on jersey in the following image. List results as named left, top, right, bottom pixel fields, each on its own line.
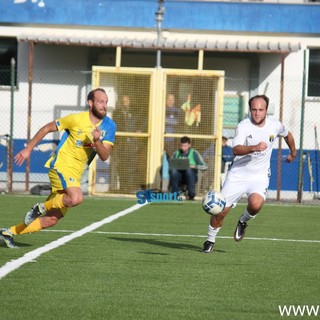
left=269, top=135, right=275, bottom=142
left=75, top=140, right=82, bottom=147
left=100, top=130, right=106, bottom=138
left=77, top=129, right=83, bottom=135
left=91, top=129, right=106, bottom=140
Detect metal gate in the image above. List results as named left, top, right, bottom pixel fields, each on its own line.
left=89, top=66, right=225, bottom=197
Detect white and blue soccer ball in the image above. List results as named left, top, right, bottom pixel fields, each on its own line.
left=201, top=191, right=226, bottom=215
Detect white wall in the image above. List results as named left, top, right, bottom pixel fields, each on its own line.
left=11, top=43, right=91, bottom=139
left=258, top=51, right=315, bottom=149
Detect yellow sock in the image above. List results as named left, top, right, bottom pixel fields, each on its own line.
left=10, top=223, right=27, bottom=235
left=44, top=193, right=65, bottom=211
left=10, top=218, right=42, bottom=235
left=19, top=218, right=42, bottom=234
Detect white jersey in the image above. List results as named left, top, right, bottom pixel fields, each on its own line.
left=230, top=117, right=288, bottom=177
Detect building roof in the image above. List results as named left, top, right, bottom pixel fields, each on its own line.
left=16, top=28, right=301, bottom=53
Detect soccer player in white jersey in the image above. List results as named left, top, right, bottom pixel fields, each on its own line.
left=202, top=95, right=297, bottom=253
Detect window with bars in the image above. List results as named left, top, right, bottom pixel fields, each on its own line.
left=0, top=37, right=17, bottom=87
left=308, top=49, right=320, bottom=97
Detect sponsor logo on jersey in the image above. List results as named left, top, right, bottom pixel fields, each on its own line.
left=252, top=149, right=268, bottom=157
left=82, top=142, right=95, bottom=148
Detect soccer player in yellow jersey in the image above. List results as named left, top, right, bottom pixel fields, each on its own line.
left=0, top=88, right=116, bottom=248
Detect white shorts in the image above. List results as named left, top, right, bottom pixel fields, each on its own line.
left=221, top=171, right=270, bottom=207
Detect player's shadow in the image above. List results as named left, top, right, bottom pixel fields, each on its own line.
left=108, top=237, right=226, bottom=253
left=0, top=241, right=32, bottom=249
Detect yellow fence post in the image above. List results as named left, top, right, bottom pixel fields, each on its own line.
left=147, top=68, right=164, bottom=190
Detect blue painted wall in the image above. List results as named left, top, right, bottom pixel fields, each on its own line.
left=0, top=139, right=57, bottom=174
left=1, top=0, right=320, bottom=34
left=269, top=149, right=319, bottom=193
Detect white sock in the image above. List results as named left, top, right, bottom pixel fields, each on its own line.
left=207, top=224, right=221, bottom=243
left=239, top=210, right=255, bottom=223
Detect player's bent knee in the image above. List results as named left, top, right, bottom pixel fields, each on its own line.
left=70, top=195, right=83, bottom=206
left=40, top=215, right=60, bottom=228
left=66, top=191, right=83, bottom=207
left=248, top=195, right=264, bottom=213
left=249, top=201, right=263, bottom=213
left=210, top=210, right=229, bottom=227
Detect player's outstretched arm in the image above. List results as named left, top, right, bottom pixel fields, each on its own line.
left=284, top=131, right=297, bottom=163
left=14, top=121, right=58, bottom=166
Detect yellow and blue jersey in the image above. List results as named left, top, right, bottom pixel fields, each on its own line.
left=45, top=111, right=116, bottom=179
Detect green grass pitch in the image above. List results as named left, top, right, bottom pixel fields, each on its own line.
left=0, top=194, right=319, bottom=320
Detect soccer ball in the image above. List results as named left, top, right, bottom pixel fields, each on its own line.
left=202, top=191, right=226, bottom=215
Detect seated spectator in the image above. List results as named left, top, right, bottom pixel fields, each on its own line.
left=169, top=136, right=207, bottom=200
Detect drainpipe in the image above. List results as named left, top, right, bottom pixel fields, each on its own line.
left=8, top=57, right=15, bottom=193
left=155, top=0, right=165, bottom=68
left=26, top=41, right=34, bottom=192
left=297, top=50, right=306, bottom=203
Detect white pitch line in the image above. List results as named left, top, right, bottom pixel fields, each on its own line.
left=218, top=235, right=320, bottom=243
left=42, top=230, right=320, bottom=244
left=0, top=203, right=146, bottom=280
